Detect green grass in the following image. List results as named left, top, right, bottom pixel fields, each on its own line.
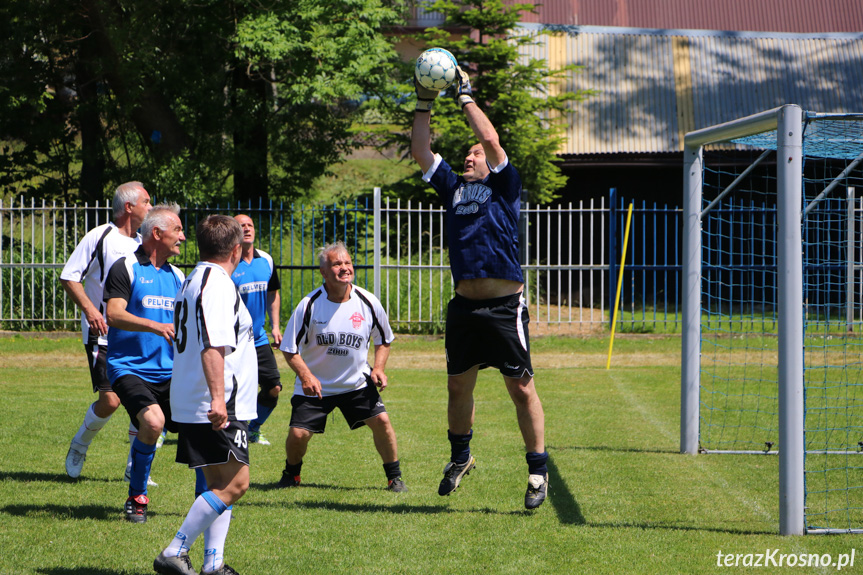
left=2, top=334, right=862, bottom=574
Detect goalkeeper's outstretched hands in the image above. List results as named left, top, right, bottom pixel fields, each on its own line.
left=454, top=66, right=475, bottom=109
left=414, top=77, right=439, bottom=112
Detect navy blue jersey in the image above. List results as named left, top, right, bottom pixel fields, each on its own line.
left=232, top=249, right=280, bottom=347
left=104, top=246, right=185, bottom=384
left=426, top=155, right=524, bottom=284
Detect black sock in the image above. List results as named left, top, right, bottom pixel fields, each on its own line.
left=526, top=451, right=548, bottom=476
left=285, top=460, right=302, bottom=477
left=383, top=460, right=401, bottom=481
left=448, top=429, right=473, bottom=464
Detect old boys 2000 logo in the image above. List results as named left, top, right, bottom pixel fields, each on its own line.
left=350, top=312, right=364, bottom=329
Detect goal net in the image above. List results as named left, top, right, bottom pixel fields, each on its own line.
left=681, top=106, right=863, bottom=534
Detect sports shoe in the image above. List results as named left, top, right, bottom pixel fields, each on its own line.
left=387, top=477, right=408, bottom=492
left=65, top=443, right=87, bottom=478
left=524, top=473, right=549, bottom=510
left=154, top=552, right=197, bottom=575
left=248, top=430, right=270, bottom=445
left=124, top=493, right=149, bottom=523
left=201, top=565, right=240, bottom=575
left=156, top=429, right=167, bottom=449
left=438, top=455, right=476, bottom=496
left=278, top=470, right=301, bottom=488
left=124, top=465, right=159, bottom=487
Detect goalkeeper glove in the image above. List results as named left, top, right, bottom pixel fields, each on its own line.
left=454, top=66, right=475, bottom=109
left=414, top=77, right=439, bottom=112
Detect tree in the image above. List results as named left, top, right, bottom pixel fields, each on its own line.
left=392, top=0, right=591, bottom=204
left=0, top=0, right=404, bottom=204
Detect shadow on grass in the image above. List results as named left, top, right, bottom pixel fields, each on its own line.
left=251, top=481, right=367, bottom=492
left=38, top=569, right=150, bottom=575
left=550, top=444, right=678, bottom=455
left=547, top=453, right=586, bottom=525
left=584, top=520, right=774, bottom=536
left=288, top=500, right=530, bottom=516
left=0, top=503, right=178, bottom=521
left=0, top=470, right=127, bottom=484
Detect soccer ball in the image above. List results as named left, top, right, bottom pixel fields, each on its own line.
left=415, top=48, right=458, bottom=91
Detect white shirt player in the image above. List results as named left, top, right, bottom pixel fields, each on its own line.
left=60, top=222, right=142, bottom=345
left=170, top=261, right=258, bottom=424
left=280, top=283, right=394, bottom=397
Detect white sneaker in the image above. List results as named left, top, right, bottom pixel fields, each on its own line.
left=124, top=465, right=159, bottom=487
left=65, top=443, right=87, bottom=478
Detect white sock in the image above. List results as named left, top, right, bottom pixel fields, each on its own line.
left=202, top=508, right=232, bottom=572
left=71, top=404, right=111, bottom=448
left=163, top=493, right=225, bottom=558
left=126, top=424, right=137, bottom=476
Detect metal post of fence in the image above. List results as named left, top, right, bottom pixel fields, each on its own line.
left=608, top=188, right=617, bottom=329
left=374, top=187, right=382, bottom=300
left=847, top=186, right=856, bottom=332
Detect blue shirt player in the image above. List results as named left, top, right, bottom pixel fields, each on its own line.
left=411, top=65, right=549, bottom=509
left=232, top=214, right=283, bottom=446
left=104, top=204, right=185, bottom=523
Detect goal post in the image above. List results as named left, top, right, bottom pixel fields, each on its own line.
left=680, top=105, right=806, bottom=535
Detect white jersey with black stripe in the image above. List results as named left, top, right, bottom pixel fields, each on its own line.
left=280, top=283, right=394, bottom=397
left=170, top=261, right=258, bottom=424
left=60, top=222, right=141, bottom=344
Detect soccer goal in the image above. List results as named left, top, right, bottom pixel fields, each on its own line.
left=680, top=105, right=863, bottom=535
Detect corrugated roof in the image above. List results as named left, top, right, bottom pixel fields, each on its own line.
left=511, top=0, right=863, bottom=34
left=515, top=24, right=863, bottom=155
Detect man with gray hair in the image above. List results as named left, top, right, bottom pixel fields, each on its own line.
left=60, top=181, right=152, bottom=479
left=103, top=204, right=185, bottom=523
left=277, top=241, right=405, bottom=492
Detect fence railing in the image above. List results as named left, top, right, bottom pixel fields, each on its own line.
left=0, top=190, right=684, bottom=334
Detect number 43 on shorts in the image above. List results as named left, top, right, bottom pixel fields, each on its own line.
left=234, top=429, right=247, bottom=448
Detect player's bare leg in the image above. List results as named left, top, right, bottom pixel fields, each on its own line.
left=504, top=374, right=549, bottom=509
left=279, top=427, right=312, bottom=487
left=366, top=413, right=406, bottom=492
left=439, top=367, right=479, bottom=496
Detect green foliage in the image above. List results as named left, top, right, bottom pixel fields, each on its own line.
left=0, top=0, right=404, bottom=204
left=391, top=0, right=592, bottom=204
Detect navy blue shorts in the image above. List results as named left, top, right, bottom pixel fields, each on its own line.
left=176, top=421, right=250, bottom=468
left=113, top=373, right=178, bottom=433
left=289, top=384, right=386, bottom=433
left=445, top=292, right=534, bottom=379
left=256, top=344, right=282, bottom=394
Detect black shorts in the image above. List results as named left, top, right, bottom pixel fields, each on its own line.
left=256, top=344, right=282, bottom=394
left=112, top=374, right=178, bottom=433
left=84, top=341, right=111, bottom=393
left=445, top=292, right=534, bottom=379
left=289, top=384, right=386, bottom=433
left=175, top=421, right=250, bottom=468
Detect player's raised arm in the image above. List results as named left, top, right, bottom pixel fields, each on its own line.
left=455, top=66, right=506, bottom=169
left=411, top=88, right=437, bottom=174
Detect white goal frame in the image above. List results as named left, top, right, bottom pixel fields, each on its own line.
left=680, top=104, right=805, bottom=535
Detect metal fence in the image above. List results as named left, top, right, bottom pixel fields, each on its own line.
left=0, top=190, right=684, bottom=334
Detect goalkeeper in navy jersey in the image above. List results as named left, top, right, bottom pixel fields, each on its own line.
left=231, top=214, right=283, bottom=446
left=276, top=241, right=406, bottom=493
left=411, top=64, right=548, bottom=509
left=103, top=204, right=185, bottom=523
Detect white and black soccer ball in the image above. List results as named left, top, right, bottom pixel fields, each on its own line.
left=415, top=48, right=458, bottom=91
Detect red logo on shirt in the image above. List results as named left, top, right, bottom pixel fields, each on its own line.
left=350, top=312, right=364, bottom=329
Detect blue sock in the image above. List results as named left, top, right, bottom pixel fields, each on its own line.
left=448, top=430, right=473, bottom=464
left=526, top=451, right=549, bottom=476
left=201, top=490, right=228, bottom=514
left=249, top=403, right=275, bottom=435
left=130, top=438, right=157, bottom=497
left=195, top=468, right=208, bottom=499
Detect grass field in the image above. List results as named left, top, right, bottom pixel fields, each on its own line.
left=1, top=333, right=861, bottom=574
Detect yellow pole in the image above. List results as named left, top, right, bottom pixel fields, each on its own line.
left=607, top=202, right=634, bottom=369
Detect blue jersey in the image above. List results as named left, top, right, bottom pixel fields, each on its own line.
left=232, top=249, right=280, bottom=347
left=426, top=154, right=524, bottom=284
left=103, top=246, right=185, bottom=384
